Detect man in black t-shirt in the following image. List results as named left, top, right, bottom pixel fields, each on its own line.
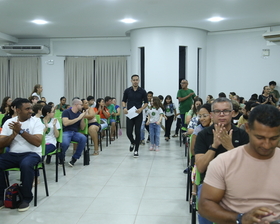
left=122, top=74, right=148, bottom=158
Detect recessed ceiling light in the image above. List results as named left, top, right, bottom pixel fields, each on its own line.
left=120, top=18, right=137, bottom=24
left=32, top=19, right=48, bottom=25
left=207, top=17, right=224, bottom=22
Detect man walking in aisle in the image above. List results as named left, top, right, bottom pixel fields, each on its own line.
left=122, top=74, right=148, bottom=158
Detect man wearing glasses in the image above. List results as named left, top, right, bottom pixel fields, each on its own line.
left=61, top=99, right=87, bottom=167
left=177, top=79, right=196, bottom=128
left=194, top=97, right=249, bottom=224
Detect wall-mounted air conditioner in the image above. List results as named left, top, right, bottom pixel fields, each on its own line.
left=0, top=45, right=50, bottom=54
left=263, top=31, right=280, bottom=43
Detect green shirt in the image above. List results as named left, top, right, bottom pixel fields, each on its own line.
left=107, top=104, right=116, bottom=119
left=177, top=88, right=196, bottom=114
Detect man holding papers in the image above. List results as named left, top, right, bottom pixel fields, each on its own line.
left=122, top=74, right=148, bottom=158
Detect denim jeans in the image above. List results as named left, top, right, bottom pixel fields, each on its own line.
left=140, top=120, right=145, bottom=141
left=0, top=152, right=41, bottom=203
left=60, top=131, right=87, bottom=161
left=197, top=184, right=213, bottom=224
left=149, top=123, right=160, bottom=146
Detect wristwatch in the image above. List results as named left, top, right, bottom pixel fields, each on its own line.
left=236, top=213, right=244, bottom=224
left=209, top=145, right=217, bottom=151
left=19, top=129, right=24, bottom=135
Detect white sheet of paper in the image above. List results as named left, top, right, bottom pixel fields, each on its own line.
left=125, top=106, right=139, bottom=119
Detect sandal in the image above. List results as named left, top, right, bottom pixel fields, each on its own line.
left=172, top=134, right=178, bottom=137
left=93, top=151, right=99, bottom=156
left=110, top=137, right=115, bottom=141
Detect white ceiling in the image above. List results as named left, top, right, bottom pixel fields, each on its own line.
left=1, top=0, right=280, bottom=40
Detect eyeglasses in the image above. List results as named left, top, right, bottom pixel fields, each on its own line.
left=180, top=82, right=187, bottom=85
left=212, top=110, right=232, bottom=115
left=198, top=114, right=210, bottom=119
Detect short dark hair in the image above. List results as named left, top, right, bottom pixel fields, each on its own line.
left=230, top=92, right=236, bottom=96
left=131, top=74, right=139, bottom=79
left=87, top=95, right=95, bottom=101
left=248, top=104, right=280, bottom=129
left=42, top=105, right=53, bottom=117
left=269, top=81, right=276, bottom=86
left=60, top=96, right=66, bottom=101
left=104, top=96, right=112, bottom=103
left=32, top=103, right=44, bottom=114
left=200, top=103, right=212, bottom=113
left=218, top=92, right=226, bottom=98
left=147, top=91, right=153, bottom=96
left=15, top=98, right=30, bottom=109
left=211, top=97, right=233, bottom=111
left=158, top=95, right=164, bottom=100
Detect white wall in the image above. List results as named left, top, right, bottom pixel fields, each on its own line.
left=1, top=27, right=280, bottom=105
left=206, top=28, right=280, bottom=101
left=130, top=27, right=207, bottom=105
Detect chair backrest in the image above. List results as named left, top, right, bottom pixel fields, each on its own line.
left=95, top=114, right=101, bottom=124
left=41, top=134, right=46, bottom=156
left=0, top=113, right=5, bottom=127
left=79, top=118, right=88, bottom=135
left=54, top=110, right=62, bottom=118
left=56, top=117, right=63, bottom=143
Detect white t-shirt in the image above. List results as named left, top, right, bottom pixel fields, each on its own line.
left=1, top=116, right=45, bottom=156
left=147, top=107, right=164, bottom=123
left=204, top=145, right=280, bottom=222
left=43, top=118, right=61, bottom=146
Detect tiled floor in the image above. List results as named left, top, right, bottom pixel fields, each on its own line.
left=1, top=131, right=192, bottom=224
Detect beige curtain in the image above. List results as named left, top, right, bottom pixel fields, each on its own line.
left=9, top=57, right=42, bottom=99
left=64, top=56, right=127, bottom=126
left=0, top=57, right=9, bottom=98
left=94, top=56, right=127, bottom=127
left=64, top=57, right=94, bottom=101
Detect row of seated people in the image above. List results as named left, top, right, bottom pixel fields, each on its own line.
left=182, top=98, right=280, bottom=223
left=0, top=95, right=121, bottom=211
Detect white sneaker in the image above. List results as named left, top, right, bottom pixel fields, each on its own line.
left=155, top=146, right=159, bottom=151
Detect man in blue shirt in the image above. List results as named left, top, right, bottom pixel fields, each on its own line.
left=61, top=99, right=87, bottom=166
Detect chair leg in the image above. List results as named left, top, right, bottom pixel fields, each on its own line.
left=55, top=152, right=58, bottom=182
left=115, top=122, right=118, bottom=139
left=106, top=129, right=109, bottom=147
left=4, top=171, right=10, bottom=187
left=179, top=127, right=182, bottom=147
left=42, top=163, right=49, bottom=197
left=34, top=167, right=38, bottom=206
left=99, top=132, right=103, bottom=151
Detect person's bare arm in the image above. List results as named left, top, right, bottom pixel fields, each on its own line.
left=195, top=151, right=216, bottom=173
left=63, top=112, right=86, bottom=127
left=84, top=108, right=94, bottom=120
left=178, top=92, right=195, bottom=102
left=199, top=183, right=274, bottom=224
left=190, top=134, right=197, bottom=156
left=7, top=121, right=42, bottom=147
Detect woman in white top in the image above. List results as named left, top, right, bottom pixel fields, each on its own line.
left=30, top=84, right=43, bottom=100
left=41, top=105, right=60, bottom=164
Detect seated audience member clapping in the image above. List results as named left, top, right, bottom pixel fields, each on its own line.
left=93, top=98, right=109, bottom=131
left=60, top=99, right=87, bottom=167
left=41, top=105, right=61, bottom=164
left=0, top=98, right=45, bottom=212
